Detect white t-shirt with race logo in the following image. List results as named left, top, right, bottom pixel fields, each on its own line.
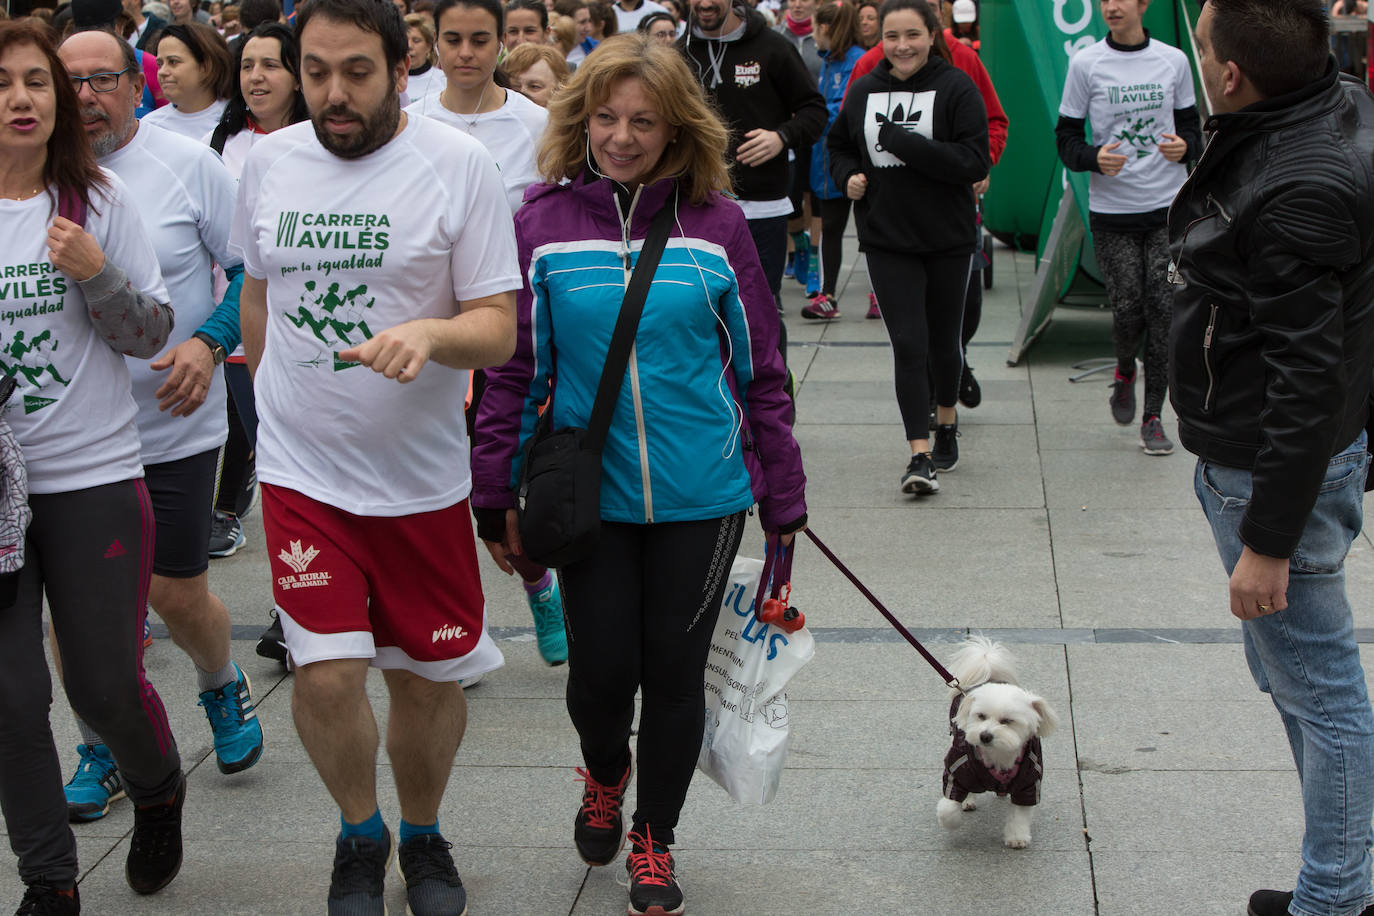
left=405, top=88, right=547, bottom=214
left=102, top=122, right=240, bottom=464
left=231, top=114, right=520, bottom=517
left=141, top=99, right=229, bottom=143
left=1059, top=37, right=1194, bottom=215
left=0, top=174, right=168, bottom=493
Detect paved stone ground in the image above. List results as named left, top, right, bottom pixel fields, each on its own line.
left=7, top=240, right=1373, bottom=915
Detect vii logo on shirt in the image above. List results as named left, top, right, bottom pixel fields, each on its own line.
left=865, top=90, right=936, bottom=169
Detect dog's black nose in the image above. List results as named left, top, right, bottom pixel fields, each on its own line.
left=979, top=732, right=994, bottom=745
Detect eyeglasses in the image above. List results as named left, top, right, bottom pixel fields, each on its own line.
left=70, top=68, right=134, bottom=93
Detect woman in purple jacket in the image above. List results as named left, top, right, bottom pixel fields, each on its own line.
left=470, top=32, right=806, bottom=916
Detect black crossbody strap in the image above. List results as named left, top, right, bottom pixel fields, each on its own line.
left=584, top=193, right=676, bottom=453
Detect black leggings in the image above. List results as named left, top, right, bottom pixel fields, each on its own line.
left=0, top=480, right=181, bottom=886
left=559, top=510, right=746, bottom=845
left=866, top=249, right=972, bottom=441
left=816, top=196, right=852, bottom=298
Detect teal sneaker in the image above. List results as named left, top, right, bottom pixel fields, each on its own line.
left=64, top=743, right=125, bottom=822
left=527, top=579, right=568, bottom=666
left=198, top=663, right=264, bottom=774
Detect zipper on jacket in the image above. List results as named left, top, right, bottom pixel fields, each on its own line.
left=1201, top=303, right=1218, bottom=413
left=614, top=188, right=655, bottom=523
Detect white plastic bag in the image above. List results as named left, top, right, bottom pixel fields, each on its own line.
left=698, top=556, right=815, bottom=804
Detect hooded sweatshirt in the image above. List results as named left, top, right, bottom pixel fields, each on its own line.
left=680, top=6, right=828, bottom=204
left=828, top=55, right=989, bottom=257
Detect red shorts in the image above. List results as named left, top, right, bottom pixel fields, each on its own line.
left=261, top=483, right=504, bottom=681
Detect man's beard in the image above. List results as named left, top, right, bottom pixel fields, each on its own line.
left=310, top=85, right=402, bottom=160
left=81, top=105, right=132, bottom=158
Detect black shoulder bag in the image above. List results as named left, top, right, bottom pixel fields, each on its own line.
left=516, top=199, right=676, bottom=567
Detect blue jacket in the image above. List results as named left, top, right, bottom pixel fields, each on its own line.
left=810, top=44, right=865, bottom=200
left=471, top=174, right=806, bottom=531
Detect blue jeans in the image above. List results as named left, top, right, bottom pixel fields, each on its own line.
left=1195, top=433, right=1374, bottom=916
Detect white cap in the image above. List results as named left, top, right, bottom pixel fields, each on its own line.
left=952, top=0, right=976, bottom=23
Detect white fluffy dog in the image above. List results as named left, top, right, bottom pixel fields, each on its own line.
left=935, top=635, right=1058, bottom=849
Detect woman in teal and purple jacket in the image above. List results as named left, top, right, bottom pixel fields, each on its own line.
left=470, top=32, right=806, bottom=916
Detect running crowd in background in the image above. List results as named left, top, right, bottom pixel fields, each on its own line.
left=1, top=0, right=1361, bottom=914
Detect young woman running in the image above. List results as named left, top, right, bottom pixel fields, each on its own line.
left=828, top=0, right=988, bottom=494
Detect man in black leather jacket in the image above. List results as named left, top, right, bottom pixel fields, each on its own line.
left=1168, top=3, right=1374, bottom=915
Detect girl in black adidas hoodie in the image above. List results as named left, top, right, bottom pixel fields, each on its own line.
left=828, top=0, right=988, bottom=495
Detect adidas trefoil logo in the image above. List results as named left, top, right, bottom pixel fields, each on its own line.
left=432, top=624, right=468, bottom=644
left=278, top=539, right=320, bottom=573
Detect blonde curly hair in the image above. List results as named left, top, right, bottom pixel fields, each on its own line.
left=537, top=32, right=731, bottom=205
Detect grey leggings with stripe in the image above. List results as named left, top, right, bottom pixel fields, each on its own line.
left=1094, top=226, right=1173, bottom=419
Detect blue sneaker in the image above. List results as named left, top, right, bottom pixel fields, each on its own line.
left=527, top=579, right=568, bottom=666
left=792, top=245, right=810, bottom=287
left=782, top=251, right=796, bottom=281
left=805, top=265, right=820, bottom=299
left=198, top=663, right=264, bottom=774
left=64, top=743, right=125, bottom=822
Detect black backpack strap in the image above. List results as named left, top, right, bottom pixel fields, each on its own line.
left=583, top=192, right=676, bottom=454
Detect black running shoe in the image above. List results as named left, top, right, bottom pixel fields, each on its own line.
left=573, top=758, right=631, bottom=866
left=255, top=610, right=288, bottom=664
left=15, top=881, right=79, bottom=915
left=959, top=363, right=981, bottom=408
left=932, top=423, right=959, bottom=472
left=1109, top=369, right=1136, bottom=425
left=328, top=828, right=393, bottom=916
left=125, top=773, right=185, bottom=895
left=625, top=827, right=684, bottom=916
left=397, top=834, right=466, bottom=916
left=900, top=453, right=939, bottom=495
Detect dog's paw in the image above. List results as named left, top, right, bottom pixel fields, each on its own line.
left=961, top=798, right=977, bottom=812
left=936, top=797, right=963, bottom=829
left=1003, top=830, right=1031, bottom=849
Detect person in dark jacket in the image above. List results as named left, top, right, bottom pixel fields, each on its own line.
left=1169, top=3, right=1374, bottom=915
left=827, top=0, right=987, bottom=495
left=680, top=0, right=826, bottom=358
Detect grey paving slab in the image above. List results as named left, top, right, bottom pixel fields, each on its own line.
left=1081, top=770, right=1304, bottom=852
left=783, top=508, right=1060, bottom=629
left=676, top=766, right=1086, bottom=852
left=1042, top=448, right=1201, bottom=510
left=1093, top=850, right=1303, bottom=916
left=784, top=699, right=1074, bottom=771
left=788, top=643, right=1070, bottom=702
left=572, top=848, right=1096, bottom=916
left=1049, top=507, right=1224, bottom=630
left=74, top=838, right=587, bottom=915
left=1073, top=700, right=1294, bottom=773
left=795, top=424, right=1047, bottom=511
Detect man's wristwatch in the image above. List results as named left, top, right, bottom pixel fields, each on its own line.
left=192, top=332, right=227, bottom=365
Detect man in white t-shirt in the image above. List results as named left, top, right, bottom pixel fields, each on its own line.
left=59, top=27, right=265, bottom=812
left=1055, top=0, right=1201, bottom=455
left=231, top=0, right=518, bottom=913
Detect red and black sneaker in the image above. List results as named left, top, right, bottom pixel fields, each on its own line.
left=625, top=827, right=683, bottom=916
left=573, top=757, right=631, bottom=866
